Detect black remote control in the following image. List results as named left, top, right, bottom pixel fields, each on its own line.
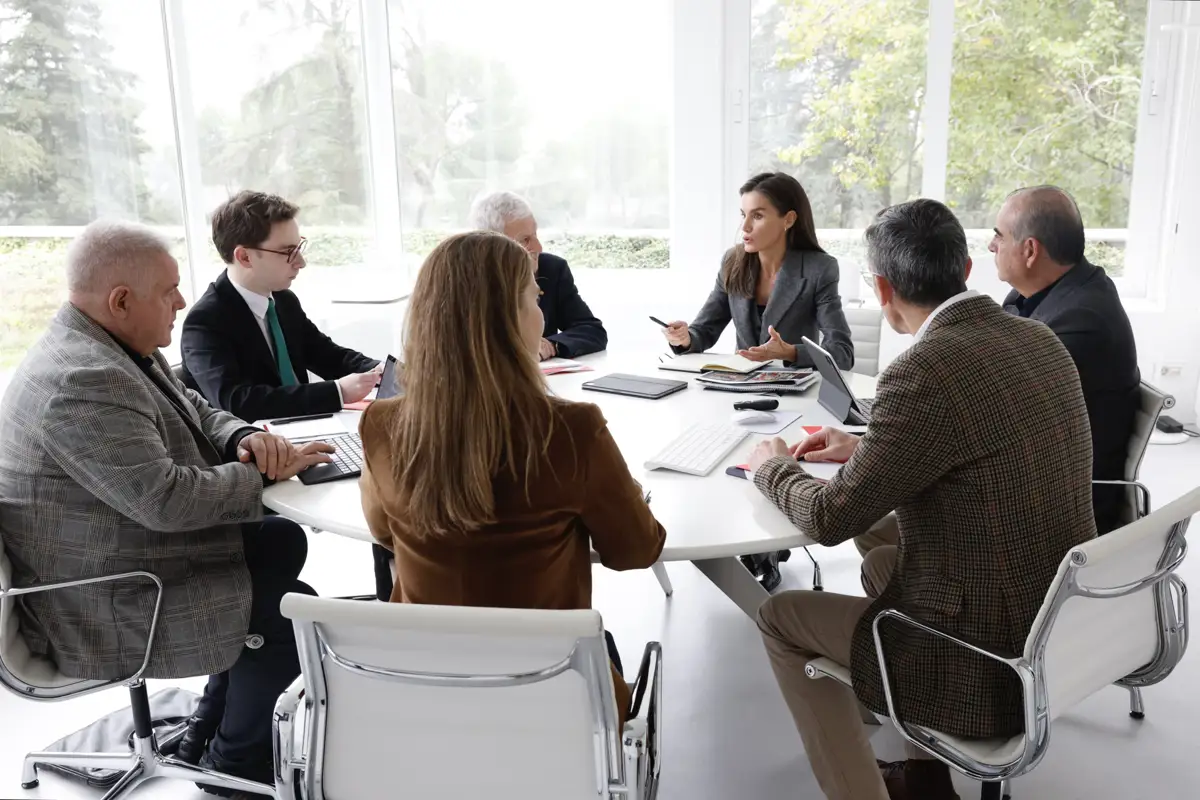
left=733, top=398, right=779, bottom=411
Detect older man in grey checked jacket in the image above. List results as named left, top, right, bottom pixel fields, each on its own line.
left=0, top=221, right=332, bottom=795
left=746, top=199, right=1096, bottom=800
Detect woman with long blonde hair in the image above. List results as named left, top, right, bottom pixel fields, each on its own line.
left=359, top=231, right=665, bottom=715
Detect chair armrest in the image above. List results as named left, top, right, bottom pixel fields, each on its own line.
left=627, top=641, right=662, bottom=720
left=272, top=675, right=306, bottom=785
left=623, top=642, right=662, bottom=799
left=0, top=571, right=164, bottom=690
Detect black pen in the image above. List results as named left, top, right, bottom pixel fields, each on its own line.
left=649, top=316, right=670, bottom=328
left=267, top=413, right=334, bottom=426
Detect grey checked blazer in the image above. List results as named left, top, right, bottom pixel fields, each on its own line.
left=0, top=304, right=265, bottom=681
left=678, top=248, right=855, bottom=369
left=754, top=295, right=1096, bottom=739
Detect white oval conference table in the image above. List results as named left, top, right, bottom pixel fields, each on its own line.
left=264, top=352, right=876, bottom=618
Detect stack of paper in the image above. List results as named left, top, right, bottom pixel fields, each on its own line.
left=540, top=358, right=593, bottom=376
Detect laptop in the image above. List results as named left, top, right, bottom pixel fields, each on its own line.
left=376, top=354, right=402, bottom=400
left=296, top=354, right=400, bottom=485
left=801, top=337, right=875, bottom=425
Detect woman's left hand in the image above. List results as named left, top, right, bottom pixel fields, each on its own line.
left=748, top=437, right=791, bottom=473
left=738, top=326, right=797, bottom=362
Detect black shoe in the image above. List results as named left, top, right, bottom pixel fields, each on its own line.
left=777, top=549, right=792, bottom=562
left=174, top=715, right=215, bottom=766
left=760, top=561, right=783, bottom=593
left=740, top=554, right=763, bottom=577
left=876, top=759, right=960, bottom=800
left=196, top=752, right=274, bottom=797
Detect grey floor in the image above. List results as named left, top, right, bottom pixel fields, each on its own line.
left=4, top=437, right=1200, bottom=800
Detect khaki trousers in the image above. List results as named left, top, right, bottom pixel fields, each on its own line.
left=756, top=513, right=925, bottom=800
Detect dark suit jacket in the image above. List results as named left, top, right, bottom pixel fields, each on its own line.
left=755, top=295, right=1095, bottom=739
left=181, top=271, right=380, bottom=422
left=537, top=253, right=607, bottom=358
left=1003, top=260, right=1140, bottom=534
left=678, top=248, right=854, bottom=369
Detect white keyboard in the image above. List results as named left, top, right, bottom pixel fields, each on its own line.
left=644, top=423, right=751, bottom=476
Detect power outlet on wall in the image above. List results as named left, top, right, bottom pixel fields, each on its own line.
left=1151, top=362, right=1192, bottom=405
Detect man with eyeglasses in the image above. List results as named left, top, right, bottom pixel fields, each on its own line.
left=181, top=191, right=381, bottom=423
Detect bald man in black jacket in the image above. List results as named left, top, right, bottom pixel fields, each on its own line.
left=990, top=186, right=1140, bottom=535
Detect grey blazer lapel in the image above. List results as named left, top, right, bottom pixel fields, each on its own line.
left=760, top=251, right=808, bottom=343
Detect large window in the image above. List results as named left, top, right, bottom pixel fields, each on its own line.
left=177, top=0, right=374, bottom=282
left=388, top=0, right=671, bottom=268
left=749, top=0, right=1153, bottom=296
left=0, top=0, right=186, bottom=373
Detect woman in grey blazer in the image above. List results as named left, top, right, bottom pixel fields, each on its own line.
left=663, top=172, right=854, bottom=370
left=664, top=172, right=855, bottom=591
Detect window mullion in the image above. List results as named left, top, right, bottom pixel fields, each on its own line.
left=921, top=0, right=955, bottom=201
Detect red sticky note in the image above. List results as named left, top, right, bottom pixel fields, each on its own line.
left=343, top=400, right=372, bottom=411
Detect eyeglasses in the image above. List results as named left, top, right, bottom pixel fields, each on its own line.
left=249, top=236, right=308, bottom=264
left=860, top=268, right=877, bottom=290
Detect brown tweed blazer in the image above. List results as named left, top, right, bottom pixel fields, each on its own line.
left=754, top=295, right=1096, bottom=739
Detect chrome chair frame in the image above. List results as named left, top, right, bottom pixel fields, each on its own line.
left=868, top=521, right=1189, bottom=799
left=1094, top=380, right=1170, bottom=718
left=273, top=619, right=661, bottom=800
left=0, top=571, right=275, bottom=799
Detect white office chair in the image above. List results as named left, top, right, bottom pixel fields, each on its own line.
left=0, top=536, right=274, bottom=799
left=805, top=483, right=1196, bottom=800
left=273, top=596, right=662, bottom=800
left=1093, top=380, right=1172, bottom=719
left=843, top=303, right=883, bottom=377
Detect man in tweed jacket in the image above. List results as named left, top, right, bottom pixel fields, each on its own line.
left=746, top=199, right=1095, bottom=800
left=0, top=221, right=331, bottom=791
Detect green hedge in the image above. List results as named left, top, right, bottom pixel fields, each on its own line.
left=0, top=229, right=1126, bottom=370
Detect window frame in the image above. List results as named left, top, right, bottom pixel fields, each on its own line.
left=733, top=0, right=1180, bottom=301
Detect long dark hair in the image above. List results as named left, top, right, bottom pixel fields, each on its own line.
left=722, top=172, right=824, bottom=298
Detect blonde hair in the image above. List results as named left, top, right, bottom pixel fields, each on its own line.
left=390, top=231, right=553, bottom=534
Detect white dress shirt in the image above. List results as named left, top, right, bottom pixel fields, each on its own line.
left=228, top=278, right=345, bottom=403
left=229, top=280, right=275, bottom=356
left=913, top=289, right=980, bottom=342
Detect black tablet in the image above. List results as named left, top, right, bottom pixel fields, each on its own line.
left=581, top=373, right=688, bottom=400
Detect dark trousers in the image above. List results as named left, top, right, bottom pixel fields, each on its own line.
left=372, top=544, right=394, bottom=602
left=192, top=517, right=314, bottom=776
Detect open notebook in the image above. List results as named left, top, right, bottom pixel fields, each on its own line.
left=657, top=353, right=767, bottom=374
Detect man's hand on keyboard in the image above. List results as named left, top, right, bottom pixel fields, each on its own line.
left=237, top=432, right=296, bottom=480
left=748, top=438, right=791, bottom=473
left=791, top=427, right=859, bottom=464
left=276, top=440, right=337, bottom=481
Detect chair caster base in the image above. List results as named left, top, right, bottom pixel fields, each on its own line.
left=1130, top=711, right=1145, bottom=720
left=21, top=779, right=38, bottom=789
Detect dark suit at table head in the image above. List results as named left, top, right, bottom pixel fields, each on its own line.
left=991, top=185, right=1140, bottom=534
left=469, top=190, right=608, bottom=360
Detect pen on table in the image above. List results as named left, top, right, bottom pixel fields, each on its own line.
left=644, top=490, right=652, bottom=505
left=267, top=413, right=334, bottom=426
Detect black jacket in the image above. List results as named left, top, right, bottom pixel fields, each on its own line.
left=181, top=271, right=380, bottom=422
left=537, top=252, right=607, bottom=358
left=1003, top=260, right=1140, bottom=534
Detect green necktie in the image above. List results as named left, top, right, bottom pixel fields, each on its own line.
left=266, top=297, right=299, bottom=386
